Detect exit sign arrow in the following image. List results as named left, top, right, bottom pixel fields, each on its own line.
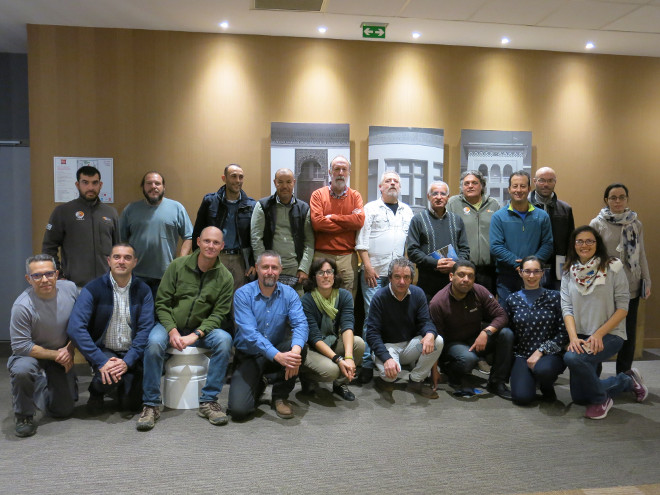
left=362, top=24, right=387, bottom=39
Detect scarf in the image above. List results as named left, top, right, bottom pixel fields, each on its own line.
left=570, top=256, right=608, bottom=296
left=311, top=288, right=339, bottom=345
left=597, top=207, right=641, bottom=280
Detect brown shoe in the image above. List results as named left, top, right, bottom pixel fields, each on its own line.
left=374, top=377, right=396, bottom=393
left=407, top=379, right=439, bottom=399
left=272, top=399, right=294, bottom=419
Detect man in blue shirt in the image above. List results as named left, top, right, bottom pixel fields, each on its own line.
left=490, top=171, right=553, bottom=302
left=119, top=171, right=193, bottom=298
left=229, top=251, right=309, bottom=420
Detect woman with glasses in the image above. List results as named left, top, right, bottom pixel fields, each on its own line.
left=300, top=258, right=365, bottom=401
left=503, top=256, right=567, bottom=405
left=590, top=183, right=651, bottom=374
left=561, top=226, right=647, bottom=420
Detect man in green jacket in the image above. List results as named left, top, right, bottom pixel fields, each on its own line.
left=136, top=227, right=234, bottom=431
left=447, top=170, right=501, bottom=295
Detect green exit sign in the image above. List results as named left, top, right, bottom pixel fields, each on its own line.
left=362, top=24, right=387, bottom=39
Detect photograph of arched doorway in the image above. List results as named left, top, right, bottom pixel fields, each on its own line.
left=271, top=122, right=350, bottom=204
left=460, top=129, right=532, bottom=206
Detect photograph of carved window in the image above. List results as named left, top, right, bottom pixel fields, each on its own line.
left=460, top=130, right=532, bottom=205
left=367, top=126, right=444, bottom=215
left=270, top=122, right=350, bottom=204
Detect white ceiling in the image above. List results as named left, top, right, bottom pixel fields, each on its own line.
left=1, top=0, right=659, bottom=57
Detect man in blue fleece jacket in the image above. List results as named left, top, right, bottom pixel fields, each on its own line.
left=68, top=243, right=154, bottom=413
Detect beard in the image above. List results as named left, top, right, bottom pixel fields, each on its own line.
left=262, top=275, right=278, bottom=287
left=383, top=188, right=399, bottom=200
left=143, top=189, right=164, bottom=205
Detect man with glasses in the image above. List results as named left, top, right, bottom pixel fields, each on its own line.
left=529, top=167, right=575, bottom=289
left=407, top=181, right=470, bottom=300
left=67, top=243, right=154, bottom=414
left=8, top=254, right=78, bottom=437
left=429, top=260, right=513, bottom=399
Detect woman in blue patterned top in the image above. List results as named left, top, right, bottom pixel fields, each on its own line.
left=503, top=256, right=568, bottom=404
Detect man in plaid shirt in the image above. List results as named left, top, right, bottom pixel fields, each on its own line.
left=67, top=243, right=154, bottom=414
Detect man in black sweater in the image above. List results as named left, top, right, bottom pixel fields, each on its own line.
left=365, top=258, right=443, bottom=399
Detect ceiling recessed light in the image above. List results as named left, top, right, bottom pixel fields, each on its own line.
left=412, top=32, right=421, bottom=39
left=318, top=26, right=327, bottom=34
left=585, top=42, right=595, bottom=50
left=219, top=21, right=229, bottom=29
left=501, top=37, right=510, bottom=45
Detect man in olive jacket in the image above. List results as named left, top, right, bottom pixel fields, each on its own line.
left=137, top=227, right=234, bottom=431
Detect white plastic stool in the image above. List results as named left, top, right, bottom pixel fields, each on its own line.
left=163, top=347, right=210, bottom=409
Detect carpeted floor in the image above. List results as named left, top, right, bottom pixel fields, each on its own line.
left=1, top=352, right=659, bottom=495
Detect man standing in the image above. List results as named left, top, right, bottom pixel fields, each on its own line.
left=447, top=170, right=501, bottom=295
left=137, top=227, right=234, bottom=431
left=8, top=254, right=78, bottom=437
left=193, top=164, right=256, bottom=291
left=43, top=165, right=119, bottom=288
left=529, top=167, right=575, bottom=290
left=309, top=156, right=365, bottom=298
left=355, top=171, right=413, bottom=383
left=67, top=243, right=154, bottom=414
left=490, top=171, right=554, bottom=302
left=119, top=171, right=193, bottom=297
left=407, top=181, right=470, bottom=300
left=429, top=261, right=513, bottom=399
left=250, top=168, right=314, bottom=289
left=366, top=258, right=443, bottom=399
left=229, top=251, right=309, bottom=421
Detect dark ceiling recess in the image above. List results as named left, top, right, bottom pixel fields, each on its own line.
left=253, top=0, right=323, bottom=12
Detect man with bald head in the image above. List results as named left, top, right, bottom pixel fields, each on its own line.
left=250, top=168, right=314, bottom=290
left=137, top=226, right=234, bottom=431
left=529, top=167, right=574, bottom=289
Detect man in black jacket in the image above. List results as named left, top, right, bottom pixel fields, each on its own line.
left=250, top=168, right=314, bottom=290
left=193, top=164, right=256, bottom=292
left=529, top=167, right=575, bottom=290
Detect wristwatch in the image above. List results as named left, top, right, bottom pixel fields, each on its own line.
left=193, top=329, right=204, bottom=339
left=483, top=329, right=493, bottom=337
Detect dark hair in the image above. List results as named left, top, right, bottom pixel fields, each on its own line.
left=451, top=259, right=476, bottom=274
left=111, top=242, right=137, bottom=258
left=520, top=255, right=542, bottom=270
left=603, top=183, right=629, bottom=203
left=303, top=258, right=343, bottom=292
left=140, top=171, right=164, bottom=187
left=224, top=164, right=242, bottom=176
left=460, top=170, right=486, bottom=189
left=76, top=166, right=101, bottom=181
left=25, top=254, right=56, bottom=274
left=387, top=257, right=415, bottom=280
left=564, top=226, right=612, bottom=273
left=508, top=170, right=530, bottom=187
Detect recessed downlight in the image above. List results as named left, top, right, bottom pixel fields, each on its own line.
left=412, top=32, right=421, bottom=39
left=585, top=42, right=595, bottom=50
left=318, top=26, right=327, bottom=34
left=219, top=21, right=229, bottom=29
left=501, top=37, right=510, bottom=45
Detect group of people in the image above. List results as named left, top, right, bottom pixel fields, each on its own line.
left=8, top=158, right=651, bottom=438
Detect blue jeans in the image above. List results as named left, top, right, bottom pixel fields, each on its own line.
left=510, top=354, right=565, bottom=404
left=564, top=334, right=633, bottom=405
left=142, top=323, right=233, bottom=406
left=360, top=271, right=388, bottom=370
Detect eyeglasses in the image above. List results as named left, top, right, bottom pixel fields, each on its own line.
left=521, top=269, right=544, bottom=276
left=429, top=191, right=449, bottom=198
left=575, top=239, right=596, bottom=246
left=316, top=269, right=335, bottom=276
left=29, top=271, right=56, bottom=281
left=607, top=195, right=627, bottom=202
left=535, top=178, right=555, bottom=184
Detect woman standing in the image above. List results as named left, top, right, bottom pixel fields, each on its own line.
left=300, top=258, right=364, bottom=401
left=562, top=226, right=647, bottom=420
left=590, top=183, right=651, bottom=374
left=504, top=256, right=567, bottom=405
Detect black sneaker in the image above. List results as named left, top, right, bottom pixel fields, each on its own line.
left=487, top=381, right=513, bottom=400
left=358, top=367, right=374, bottom=384
left=332, top=383, right=356, bottom=401
left=15, top=415, right=37, bottom=438
left=86, top=395, right=105, bottom=415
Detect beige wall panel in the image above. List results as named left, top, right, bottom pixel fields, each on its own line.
left=27, top=25, right=660, bottom=343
